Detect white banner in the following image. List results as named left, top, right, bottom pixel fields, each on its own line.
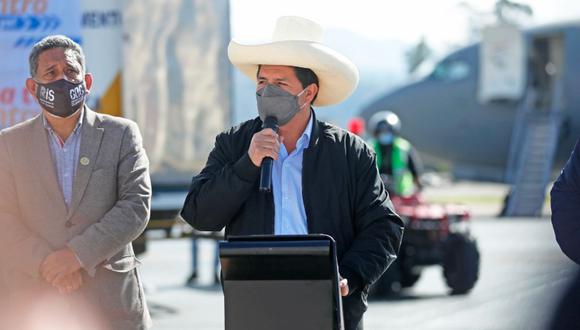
left=81, top=0, right=123, bottom=115
left=0, top=0, right=81, bottom=129
left=478, top=24, right=526, bottom=103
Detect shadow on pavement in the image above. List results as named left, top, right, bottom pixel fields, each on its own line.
left=369, top=290, right=449, bottom=302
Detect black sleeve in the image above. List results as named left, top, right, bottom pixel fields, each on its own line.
left=551, top=139, right=580, bottom=264
left=339, top=142, right=404, bottom=292
left=181, top=131, right=260, bottom=231
left=408, top=146, right=423, bottom=178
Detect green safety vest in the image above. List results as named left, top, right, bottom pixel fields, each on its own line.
left=372, top=137, right=415, bottom=197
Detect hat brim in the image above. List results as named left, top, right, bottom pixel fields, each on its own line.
left=228, top=40, right=359, bottom=107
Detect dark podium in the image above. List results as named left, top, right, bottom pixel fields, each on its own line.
left=219, top=234, right=344, bottom=330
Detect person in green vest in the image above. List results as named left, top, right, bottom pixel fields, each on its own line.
left=368, top=111, right=423, bottom=197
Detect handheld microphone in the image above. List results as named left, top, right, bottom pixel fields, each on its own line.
left=259, top=116, right=279, bottom=193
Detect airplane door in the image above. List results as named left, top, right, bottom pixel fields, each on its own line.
left=529, top=35, right=565, bottom=113
left=502, top=33, right=567, bottom=216
left=479, top=24, right=526, bottom=103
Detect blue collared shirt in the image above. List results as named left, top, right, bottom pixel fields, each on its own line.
left=42, top=111, right=83, bottom=209
left=273, top=113, right=313, bottom=235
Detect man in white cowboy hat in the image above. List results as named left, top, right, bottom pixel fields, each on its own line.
left=182, top=16, right=403, bottom=330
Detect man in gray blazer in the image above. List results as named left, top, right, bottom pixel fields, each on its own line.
left=0, top=35, right=151, bottom=329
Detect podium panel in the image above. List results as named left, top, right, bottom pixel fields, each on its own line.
left=224, top=280, right=333, bottom=330
left=220, top=235, right=343, bottom=330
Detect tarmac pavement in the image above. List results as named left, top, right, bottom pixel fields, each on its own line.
left=140, top=216, right=577, bottom=330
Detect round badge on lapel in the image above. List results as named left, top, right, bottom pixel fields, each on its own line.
left=80, top=157, right=90, bottom=166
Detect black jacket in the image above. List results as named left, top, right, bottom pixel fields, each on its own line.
left=181, top=113, right=404, bottom=329
left=551, top=138, right=580, bottom=264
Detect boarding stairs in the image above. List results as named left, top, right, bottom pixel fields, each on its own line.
left=504, top=82, right=564, bottom=217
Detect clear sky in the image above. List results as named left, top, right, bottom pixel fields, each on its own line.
left=231, top=0, right=580, bottom=51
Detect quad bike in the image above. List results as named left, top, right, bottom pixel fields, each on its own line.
left=369, top=179, right=480, bottom=298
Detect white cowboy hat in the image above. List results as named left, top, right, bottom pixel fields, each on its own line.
left=228, top=16, right=359, bottom=107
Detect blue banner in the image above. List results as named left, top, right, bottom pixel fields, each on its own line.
left=0, top=0, right=81, bottom=129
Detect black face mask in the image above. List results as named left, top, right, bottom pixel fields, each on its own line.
left=35, top=79, right=87, bottom=118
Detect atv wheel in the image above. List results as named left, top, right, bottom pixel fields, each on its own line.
left=443, top=233, right=480, bottom=295
left=369, top=260, right=402, bottom=299
left=400, top=268, right=421, bottom=288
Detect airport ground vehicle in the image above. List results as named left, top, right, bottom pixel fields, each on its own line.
left=370, top=191, right=480, bottom=298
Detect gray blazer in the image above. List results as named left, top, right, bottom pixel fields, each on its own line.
left=0, top=108, right=152, bottom=329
